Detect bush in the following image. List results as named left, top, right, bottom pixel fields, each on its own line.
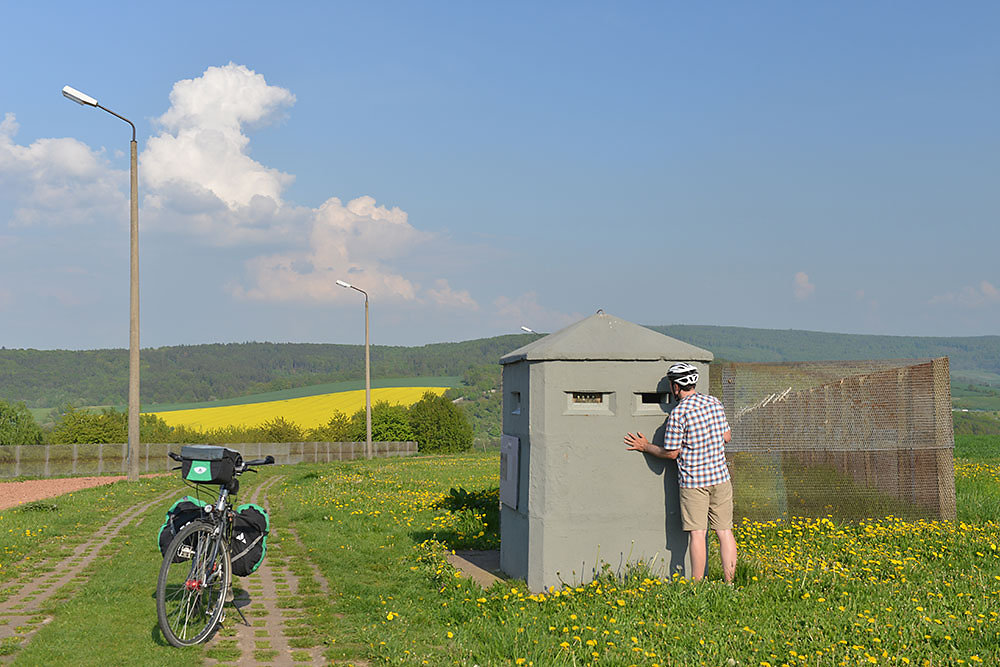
left=349, top=401, right=414, bottom=442
left=51, top=407, right=126, bottom=444
left=409, top=391, right=473, bottom=453
left=308, top=411, right=353, bottom=441
left=0, top=399, right=43, bottom=445
left=50, top=408, right=177, bottom=444
left=253, top=417, right=305, bottom=443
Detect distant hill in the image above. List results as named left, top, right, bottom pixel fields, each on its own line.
left=650, top=325, right=1000, bottom=384
left=1, top=326, right=998, bottom=409
left=0, top=337, right=528, bottom=409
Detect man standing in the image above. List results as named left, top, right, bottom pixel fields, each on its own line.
left=624, top=362, right=737, bottom=583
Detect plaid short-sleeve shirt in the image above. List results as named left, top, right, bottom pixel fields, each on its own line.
left=663, top=392, right=731, bottom=488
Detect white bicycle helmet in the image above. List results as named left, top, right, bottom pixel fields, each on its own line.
left=667, top=362, right=699, bottom=387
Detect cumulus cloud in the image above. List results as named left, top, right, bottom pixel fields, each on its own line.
left=0, top=113, right=127, bottom=227
left=793, top=271, right=815, bottom=301
left=232, top=195, right=430, bottom=303
left=1, top=63, right=478, bottom=313
left=426, top=279, right=479, bottom=309
left=141, top=63, right=298, bottom=242
left=930, top=280, right=1000, bottom=308
left=492, top=292, right=581, bottom=332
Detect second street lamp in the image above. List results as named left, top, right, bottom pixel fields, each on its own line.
left=336, top=280, right=372, bottom=459
left=62, top=85, right=141, bottom=482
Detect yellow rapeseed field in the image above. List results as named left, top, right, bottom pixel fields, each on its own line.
left=148, top=387, right=446, bottom=430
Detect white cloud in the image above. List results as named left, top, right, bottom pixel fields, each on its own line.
left=140, top=63, right=298, bottom=243
left=2, top=64, right=478, bottom=314
left=232, top=195, right=436, bottom=304
left=426, top=279, right=479, bottom=309
left=793, top=271, right=815, bottom=301
left=0, top=113, right=127, bottom=227
left=930, top=280, right=1000, bottom=308
left=492, top=292, right=581, bottom=332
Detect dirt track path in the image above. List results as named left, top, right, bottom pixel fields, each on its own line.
left=204, top=474, right=332, bottom=666
left=0, top=488, right=176, bottom=660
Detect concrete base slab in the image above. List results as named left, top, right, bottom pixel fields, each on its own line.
left=446, top=550, right=504, bottom=589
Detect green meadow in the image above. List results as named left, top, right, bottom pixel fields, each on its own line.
left=1, top=435, right=997, bottom=665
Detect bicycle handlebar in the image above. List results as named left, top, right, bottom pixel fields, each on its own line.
left=167, top=451, right=275, bottom=469
left=243, top=455, right=275, bottom=467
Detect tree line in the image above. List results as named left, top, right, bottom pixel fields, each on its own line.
left=0, top=392, right=474, bottom=454
left=4, top=327, right=998, bottom=410
left=0, top=336, right=530, bottom=408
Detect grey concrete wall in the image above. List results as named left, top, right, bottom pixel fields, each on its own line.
left=0, top=441, right=418, bottom=478
left=500, top=358, right=711, bottom=592
left=500, top=361, right=530, bottom=580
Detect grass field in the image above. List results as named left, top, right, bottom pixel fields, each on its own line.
left=1, top=436, right=997, bottom=665
left=148, top=386, right=448, bottom=431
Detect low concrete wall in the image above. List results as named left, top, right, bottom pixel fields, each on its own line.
left=0, top=441, right=418, bottom=479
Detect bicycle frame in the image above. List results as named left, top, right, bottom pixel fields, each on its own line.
left=158, top=450, right=275, bottom=647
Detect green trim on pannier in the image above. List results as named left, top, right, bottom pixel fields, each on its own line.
left=235, top=503, right=270, bottom=532
left=157, top=495, right=208, bottom=551
left=231, top=503, right=270, bottom=576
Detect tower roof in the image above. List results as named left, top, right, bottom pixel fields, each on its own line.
left=500, top=312, right=713, bottom=364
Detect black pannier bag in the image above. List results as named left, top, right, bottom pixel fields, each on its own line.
left=179, top=445, right=242, bottom=485
left=230, top=503, right=270, bottom=576
left=158, top=495, right=208, bottom=559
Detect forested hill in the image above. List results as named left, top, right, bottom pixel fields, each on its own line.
left=0, top=336, right=529, bottom=408
left=652, top=325, right=1000, bottom=375
left=1, top=326, right=998, bottom=408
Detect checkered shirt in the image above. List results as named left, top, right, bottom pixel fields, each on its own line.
left=662, top=392, right=731, bottom=488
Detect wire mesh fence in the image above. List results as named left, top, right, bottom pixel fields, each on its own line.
left=709, top=357, right=955, bottom=521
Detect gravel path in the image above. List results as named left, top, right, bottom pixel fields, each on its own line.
left=0, top=474, right=167, bottom=511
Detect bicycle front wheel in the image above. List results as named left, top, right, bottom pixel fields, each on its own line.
left=156, top=519, right=232, bottom=647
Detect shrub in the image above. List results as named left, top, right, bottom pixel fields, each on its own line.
left=51, top=407, right=126, bottom=444
left=409, top=391, right=473, bottom=453
left=50, top=408, right=177, bottom=444
left=308, top=411, right=353, bottom=441
left=253, top=417, right=305, bottom=443
left=349, top=401, right=415, bottom=442
left=0, top=399, right=43, bottom=445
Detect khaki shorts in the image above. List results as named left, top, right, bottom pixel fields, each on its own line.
left=679, top=480, right=734, bottom=532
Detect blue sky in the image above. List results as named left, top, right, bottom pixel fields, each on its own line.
left=1, top=2, right=997, bottom=350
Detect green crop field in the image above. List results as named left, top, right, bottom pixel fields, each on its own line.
left=1, top=437, right=997, bottom=664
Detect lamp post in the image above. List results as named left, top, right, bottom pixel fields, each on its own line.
left=336, top=280, right=372, bottom=459
left=62, top=85, right=141, bottom=482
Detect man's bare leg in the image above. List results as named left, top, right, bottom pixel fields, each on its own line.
left=716, top=528, right=737, bottom=583
left=688, top=529, right=707, bottom=581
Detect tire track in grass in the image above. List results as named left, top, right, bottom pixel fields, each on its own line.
left=0, top=488, right=176, bottom=660
left=205, top=474, right=333, bottom=666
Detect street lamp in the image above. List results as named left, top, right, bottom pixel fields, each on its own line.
left=336, top=280, right=372, bottom=459
left=62, top=85, right=141, bottom=482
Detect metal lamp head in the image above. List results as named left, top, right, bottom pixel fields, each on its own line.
left=62, top=85, right=98, bottom=107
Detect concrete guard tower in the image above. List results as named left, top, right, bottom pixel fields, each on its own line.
left=499, top=312, right=713, bottom=592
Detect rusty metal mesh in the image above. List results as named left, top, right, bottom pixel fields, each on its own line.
left=708, top=358, right=955, bottom=521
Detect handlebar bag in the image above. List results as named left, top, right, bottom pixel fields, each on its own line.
left=158, top=495, right=208, bottom=560
left=230, top=503, right=270, bottom=576
left=180, top=445, right=242, bottom=485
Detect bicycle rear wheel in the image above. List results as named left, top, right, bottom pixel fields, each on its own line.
left=156, top=519, right=232, bottom=646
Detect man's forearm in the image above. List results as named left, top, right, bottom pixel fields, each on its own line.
left=645, top=444, right=680, bottom=460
